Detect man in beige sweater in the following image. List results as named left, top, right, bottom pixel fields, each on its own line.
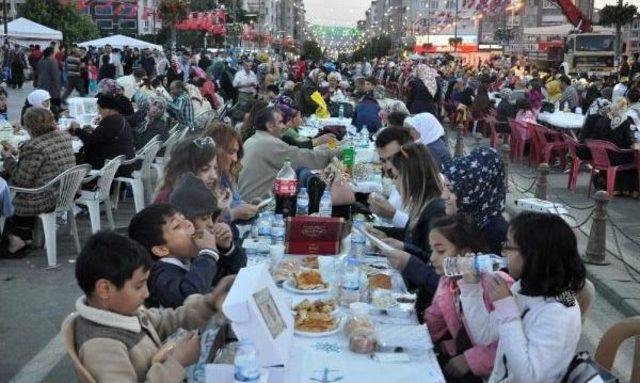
left=238, top=106, right=341, bottom=201
left=64, top=231, right=234, bottom=382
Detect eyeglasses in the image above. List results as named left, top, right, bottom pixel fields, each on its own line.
left=193, top=136, right=216, bottom=149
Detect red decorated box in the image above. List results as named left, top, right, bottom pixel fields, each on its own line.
left=285, top=216, right=348, bottom=255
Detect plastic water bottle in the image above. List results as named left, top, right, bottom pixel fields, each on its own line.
left=257, top=212, right=272, bottom=254
left=270, top=213, right=286, bottom=246
left=234, top=339, right=261, bottom=382
left=443, top=254, right=508, bottom=277
left=360, top=125, right=370, bottom=148
left=340, top=257, right=361, bottom=306
left=296, top=187, right=309, bottom=215
left=339, top=104, right=345, bottom=119
left=350, top=219, right=366, bottom=260
left=319, top=191, right=332, bottom=217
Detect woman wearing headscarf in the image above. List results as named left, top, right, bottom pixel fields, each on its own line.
left=275, top=96, right=335, bottom=149
left=127, top=96, right=169, bottom=150
left=404, top=111, right=452, bottom=166
left=407, top=64, right=440, bottom=118
left=495, top=88, right=516, bottom=133
left=441, top=147, right=508, bottom=253
left=167, top=55, right=183, bottom=89
left=97, top=79, right=134, bottom=116
left=300, top=68, right=325, bottom=116
left=68, top=94, right=135, bottom=178
left=0, top=108, right=75, bottom=257
left=20, top=89, right=51, bottom=126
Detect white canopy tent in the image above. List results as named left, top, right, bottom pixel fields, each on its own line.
left=0, top=18, right=63, bottom=47
left=78, top=35, right=163, bottom=51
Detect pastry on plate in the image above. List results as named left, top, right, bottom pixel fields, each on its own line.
left=294, top=269, right=327, bottom=290
left=368, top=273, right=392, bottom=290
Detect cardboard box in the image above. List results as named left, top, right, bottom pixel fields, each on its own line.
left=285, top=216, right=347, bottom=255
left=221, top=265, right=293, bottom=368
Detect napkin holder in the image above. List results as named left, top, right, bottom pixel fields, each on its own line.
left=285, top=216, right=347, bottom=255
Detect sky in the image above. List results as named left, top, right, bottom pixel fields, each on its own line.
left=303, top=0, right=623, bottom=27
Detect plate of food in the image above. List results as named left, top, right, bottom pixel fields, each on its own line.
left=283, top=269, right=330, bottom=294
left=302, top=256, right=319, bottom=269
left=292, top=298, right=338, bottom=316
left=294, top=304, right=342, bottom=337
left=368, top=273, right=393, bottom=291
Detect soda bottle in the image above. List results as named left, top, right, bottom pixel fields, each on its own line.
left=274, top=158, right=297, bottom=218
left=319, top=191, right=332, bottom=217
left=296, top=187, right=309, bottom=215
left=234, top=339, right=261, bottom=382
left=342, top=139, right=355, bottom=177
left=443, top=254, right=508, bottom=277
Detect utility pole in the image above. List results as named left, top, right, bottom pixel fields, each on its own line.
left=2, top=0, right=7, bottom=37
left=454, top=0, right=459, bottom=52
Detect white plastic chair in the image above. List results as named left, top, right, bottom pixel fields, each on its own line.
left=75, top=156, right=124, bottom=234
left=113, top=139, right=162, bottom=212
left=10, top=164, right=91, bottom=267
left=152, top=128, right=186, bottom=182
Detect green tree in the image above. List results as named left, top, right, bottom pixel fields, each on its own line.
left=599, top=1, right=638, bottom=57
left=17, top=0, right=98, bottom=45
left=302, top=40, right=324, bottom=62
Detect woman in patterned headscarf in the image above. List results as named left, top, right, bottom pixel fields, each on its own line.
left=406, top=63, right=440, bottom=118
left=441, top=147, right=508, bottom=253
left=97, top=79, right=134, bottom=116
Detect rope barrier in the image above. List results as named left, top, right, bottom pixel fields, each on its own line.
left=606, top=212, right=640, bottom=249
left=550, top=192, right=597, bottom=211
left=509, top=175, right=537, bottom=194
left=608, top=219, right=640, bottom=284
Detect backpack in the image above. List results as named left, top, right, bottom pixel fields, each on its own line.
left=562, top=351, right=619, bottom=383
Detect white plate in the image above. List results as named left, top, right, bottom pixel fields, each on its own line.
left=294, top=316, right=342, bottom=337
left=282, top=279, right=330, bottom=294
left=291, top=301, right=339, bottom=316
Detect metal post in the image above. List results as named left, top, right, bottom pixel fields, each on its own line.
left=454, top=0, right=458, bottom=53
left=584, top=191, right=611, bottom=265
left=534, top=163, right=549, bottom=200
left=500, top=144, right=511, bottom=192
left=2, top=0, right=7, bottom=37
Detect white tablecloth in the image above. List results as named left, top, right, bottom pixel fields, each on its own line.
left=224, top=248, right=445, bottom=383
left=538, top=111, right=585, bottom=130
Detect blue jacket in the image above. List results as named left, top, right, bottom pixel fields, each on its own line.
left=146, top=244, right=246, bottom=308
left=352, top=96, right=382, bottom=134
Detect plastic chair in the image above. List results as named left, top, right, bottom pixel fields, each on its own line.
left=152, top=128, right=187, bottom=182
left=61, top=313, right=97, bottom=383
left=75, top=156, right=124, bottom=234
left=486, top=115, right=510, bottom=148
left=564, top=134, right=591, bottom=191
left=508, top=118, right=533, bottom=163
left=594, top=316, right=640, bottom=383
left=10, top=164, right=91, bottom=267
left=113, top=139, right=162, bottom=213
left=585, top=139, right=639, bottom=197
left=528, top=122, right=568, bottom=167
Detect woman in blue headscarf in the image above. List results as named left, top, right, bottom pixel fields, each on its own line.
left=441, top=147, right=508, bottom=254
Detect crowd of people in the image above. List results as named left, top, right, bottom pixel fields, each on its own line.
left=2, top=39, right=640, bottom=382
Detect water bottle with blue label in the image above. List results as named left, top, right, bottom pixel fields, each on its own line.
left=270, top=213, right=286, bottom=246
left=443, top=254, right=508, bottom=277
left=296, top=187, right=309, bottom=215
left=350, top=219, right=366, bottom=260
left=234, top=339, right=261, bottom=382
left=339, top=104, right=345, bottom=119
left=319, top=191, right=332, bottom=217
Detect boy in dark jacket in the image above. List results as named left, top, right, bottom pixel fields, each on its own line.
left=128, top=174, right=245, bottom=308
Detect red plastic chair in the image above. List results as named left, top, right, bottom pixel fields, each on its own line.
left=528, top=122, right=568, bottom=167
left=585, top=139, right=639, bottom=197
left=564, top=134, right=591, bottom=191
left=508, top=118, right=532, bottom=163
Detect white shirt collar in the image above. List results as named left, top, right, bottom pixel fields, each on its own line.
left=160, top=257, right=190, bottom=271
left=75, top=296, right=142, bottom=333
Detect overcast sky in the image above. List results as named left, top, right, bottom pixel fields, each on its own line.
left=303, top=0, right=622, bottom=26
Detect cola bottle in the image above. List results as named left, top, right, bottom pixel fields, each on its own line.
left=274, top=158, right=298, bottom=218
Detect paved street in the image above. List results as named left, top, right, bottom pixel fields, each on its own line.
left=0, top=86, right=635, bottom=382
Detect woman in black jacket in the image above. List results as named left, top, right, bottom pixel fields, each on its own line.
left=69, top=94, right=135, bottom=177
left=406, top=63, right=440, bottom=118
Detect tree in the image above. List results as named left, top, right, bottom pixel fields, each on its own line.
left=302, top=40, right=324, bottom=62
left=599, top=1, right=638, bottom=58
left=158, top=0, right=191, bottom=52
left=17, top=0, right=98, bottom=45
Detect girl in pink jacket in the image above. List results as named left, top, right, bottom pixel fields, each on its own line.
left=424, top=214, right=514, bottom=382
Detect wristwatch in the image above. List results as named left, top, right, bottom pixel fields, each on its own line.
left=199, top=248, right=220, bottom=262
